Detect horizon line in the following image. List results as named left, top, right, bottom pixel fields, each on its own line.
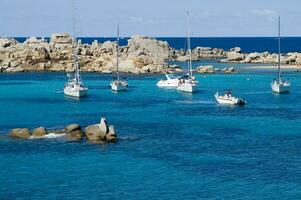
left=4, top=35, right=301, bottom=38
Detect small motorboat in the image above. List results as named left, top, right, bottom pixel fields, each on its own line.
left=215, top=90, right=246, bottom=106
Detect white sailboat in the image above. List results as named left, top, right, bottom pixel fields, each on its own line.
left=177, top=11, right=198, bottom=93
left=64, top=0, right=88, bottom=98
left=271, top=16, right=290, bottom=94
left=110, top=22, right=128, bottom=91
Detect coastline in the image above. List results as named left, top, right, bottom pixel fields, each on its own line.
left=244, top=64, right=301, bottom=70
left=1, top=33, right=301, bottom=74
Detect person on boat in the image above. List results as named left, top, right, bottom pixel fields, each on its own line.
left=226, top=90, right=231, bottom=98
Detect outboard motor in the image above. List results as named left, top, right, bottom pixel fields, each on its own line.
left=236, top=98, right=246, bottom=106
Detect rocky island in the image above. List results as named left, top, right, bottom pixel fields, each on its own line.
left=1, top=33, right=301, bottom=73
left=9, top=117, right=117, bottom=143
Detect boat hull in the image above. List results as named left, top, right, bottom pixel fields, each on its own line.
left=271, top=82, right=290, bottom=93
left=64, top=87, right=88, bottom=97
left=215, top=97, right=236, bottom=105
left=215, top=93, right=246, bottom=106
left=177, top=83, right=197, bottom=93
left=156, top=80, right=179, bottom=88
left=110, top=81, right=128, bottom=91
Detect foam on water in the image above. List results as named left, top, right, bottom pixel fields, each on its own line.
left=29, top=133, right=66, bottom=139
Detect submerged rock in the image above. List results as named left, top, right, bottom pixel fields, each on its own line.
left=9, top=128, right=31, bottom=139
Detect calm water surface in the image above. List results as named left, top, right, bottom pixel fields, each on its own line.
left=0, top=63, right=301, bottom=199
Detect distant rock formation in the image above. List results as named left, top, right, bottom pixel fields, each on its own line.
left=0, top=33, right=172, bottom=73
left=196, top=65, right=235, bottom=74
left=220, top=46, right=301, bottom=65
left=1, top=34, right=301, bottom=73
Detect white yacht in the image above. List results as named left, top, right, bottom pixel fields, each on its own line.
left=110, top=22, right=128, bottom=91
left=215, top=90, right=246, bottom=106
left=177, top=11, right=198, bottom=93
left=157, top=73, right=187, bottom=88
left=271, top=16, right=290, bottom=94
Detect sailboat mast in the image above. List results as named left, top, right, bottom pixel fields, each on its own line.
left=72, top=0, right=80, bottom=84
left=277, top=16, right=281, bottom=82
left=186, top=11, right=192, bottom=78
left=116, top=20, right=120, bottom=80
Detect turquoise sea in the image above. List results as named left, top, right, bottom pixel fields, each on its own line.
left=1, top=61, right=301, bottom=199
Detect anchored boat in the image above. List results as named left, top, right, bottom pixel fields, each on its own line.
left=157, top=73, right=190, bottom=88
left=110, top=20, right=128, bottom=91
left=64, top=1, right=88, bottom=98
left=271, top=16, right=290, bottom=94
left=177, top=11, right=198, bottom=93
left=64, top=72, right=88, bottom=98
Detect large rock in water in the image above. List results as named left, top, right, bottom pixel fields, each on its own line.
left=85, top=118, right=108, bottom=142
left=197, top=65, right=215, bottom=74
left=9, top=128, right=31, bottom=139
left=32, top=127, right=48, bottom=137
left=64, top=124, right=83, bottom=141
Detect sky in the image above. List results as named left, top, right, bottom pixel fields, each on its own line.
left=0, top=0, right=300, bottom=37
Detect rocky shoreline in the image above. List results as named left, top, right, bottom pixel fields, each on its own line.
left=9, top=117, right=117, bottom=144
left=1, top=33, right=301, bottom=73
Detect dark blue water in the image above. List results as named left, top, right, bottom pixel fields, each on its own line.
left=14, top=37, right=301, bottom=53
left=1, top=61, right=301, bottom=199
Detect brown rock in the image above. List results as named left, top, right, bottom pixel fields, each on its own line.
left=65, top=124, right=81, bottom=133
left=9, top=128, right=31, bottom=139
left=105, top=125, right=117, bottom=143
left=32, top=127, right=47, bottom=137
left=65, top=130, right=83, bottom=141
left=64, top=124, right=83, bottom=141
left=85, top=124, right=106, bottom=141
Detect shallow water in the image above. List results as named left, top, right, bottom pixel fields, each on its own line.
left=1, top=66, right=301, bottom=199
